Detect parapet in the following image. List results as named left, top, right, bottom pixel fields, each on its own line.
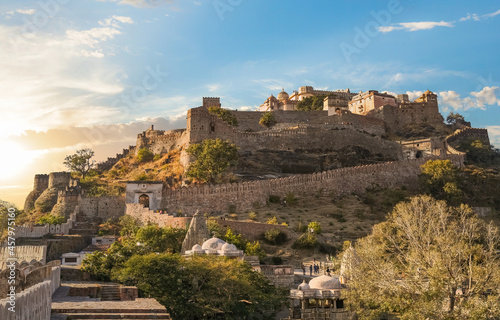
left=48, top=172, right=72, bottom=189
left=34, top=174, right=49, bottom=192
left=202, top=97, right=221, bottom=108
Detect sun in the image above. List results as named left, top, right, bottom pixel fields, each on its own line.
left=0, top=140, right=36, bottom=180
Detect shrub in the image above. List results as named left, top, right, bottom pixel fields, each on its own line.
left=332, top=212, right=346, bottom=222
left=153, top=154, right=162, bottom=161
left=264, top=228, right=287, bottom=245
left=285, top=192, right=296, bottom=205
left=228, top=204, right=237, bottom=214
left=259, top=112, right=277, bottom=127
left=38, top=214, right=66, bottom=225
left=266, top=216, right=278, bottom=225
left=245, top=241, right=266, bottom=260
left=248, top=212, right=257, bottom=220
left=308, top=221, right=321, bottom=234
left=268, top=195, right=281, bottom=204
left=137, top=148, right=154, bottom=163
left=292, top=234, right=319, bottom=249
left=135, top=173, right=152, bottom=181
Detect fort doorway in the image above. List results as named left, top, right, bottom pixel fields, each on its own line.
left=139, top=194, right=150, bottom=208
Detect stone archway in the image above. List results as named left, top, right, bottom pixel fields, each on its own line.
left=139, top=194, right=150, bottom=208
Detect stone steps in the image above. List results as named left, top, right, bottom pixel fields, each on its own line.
left=100, top=286, right=121, bottom=301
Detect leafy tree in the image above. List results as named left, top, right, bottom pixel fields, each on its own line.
left=117, top=253, right=287, bottom=320
left=292, top=234, right=319, bottom=249
left=344, top=195, right=500, bottom=320
left=296, top=95, right=327, bottom=111
left=459, top=138, right=494, bottom=165
left=186, top=139, right=238, bottom=184
left=446, top=111, right=466, bottom=125
left=259, top=112, right=277, bottom=127
left=137, top=148, right=155, bottom=163
left=224, top=227, right=247, bottom=250
left=245, top=241, right=266, bottom=260
left=208, top=106, right=238, bottom=126
left=135, top=225, right=187, bottom=253
left=263, top=228, right=287, bottom=245
left=64, top=148, right=95, bottom=178
left=420, top=159, right=462, bottom=203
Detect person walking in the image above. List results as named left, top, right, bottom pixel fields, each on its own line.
left=326, top=267, right=331, bottom=276
left=309, top=264, right=313, bottom=276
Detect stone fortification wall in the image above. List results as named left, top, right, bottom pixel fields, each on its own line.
left=80, top=196, right=126, bottom=221
left=51, top=187, right=81, bottom=218
left=14, top=206, right=77, bottom=239
left=370, top=102, right=444, bottom=132
left=126, top=204, right=191, bottom=228
left=24, top=174, right=50, bottom=211
left=162, top=154, right=464, bottom=214
left=96, top=145, right=137, bottom=171
left=0, top=280, right=52, bottom=319
left=446, top=127, right=490, bottom=147
left=257, top=265, right=295, bottom=288
left=0, top=246, right=47, bottom=270
left=217, top=220, right=290, bottom=241
left=136, top=129, right=188, bottom=155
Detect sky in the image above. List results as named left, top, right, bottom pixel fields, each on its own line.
left=0, top=0, right=499, bottom=208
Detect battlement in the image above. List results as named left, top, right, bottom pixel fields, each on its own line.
left=444, top=127, right=490, bottom=155
left=96, top=145, right=136, bottom=171
left=57, top=186, right=82, bottom=198
left=34, top=174, right=50, bottom=192
left=48, top=172, right=71, bottom=189
left=202, top=97, right=221, bottom=108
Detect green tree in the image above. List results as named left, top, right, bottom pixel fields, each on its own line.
left=64, top=148, right=95, bottom=178
left=38, top=214, right=66, bottom=225
left=186, top=139, right=238, bottom=184
left=118, top=253, right=287, bottom=320
left=446, top=112, right=466, bottom=125
left=208, top=106, right=238, bottom=126
left=420, top=159, right=462, bottom=203
left=459, top=138, right=494, bottom=165
left=296, top=95, right=326, bottom=111
left=259, top=111, right=277, bottom=127
left=137, top=148, right=155, bottom=163
left=344, top=195, right=500, bottom=320
left=135, top=225, right=187, bottom=253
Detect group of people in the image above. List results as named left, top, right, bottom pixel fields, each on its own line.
left=302, top=262, right=332, bottom=277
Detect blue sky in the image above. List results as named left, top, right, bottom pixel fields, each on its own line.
left=0, top=0, right=499, bottom=206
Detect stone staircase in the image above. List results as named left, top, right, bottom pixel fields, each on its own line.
left=51, top=307, right=171, bottom=319
left=70, top=213, right=99, bottom=236
left=100, top=285, right=121, bottom=301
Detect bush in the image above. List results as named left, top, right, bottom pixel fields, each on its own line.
left=292, top=234, right=319, bottom=249
left=248, top=212, right=257, bottom=220
left=38, top=214, right=66, bottom=225
left=263, top=228, right=287, bottom=245
left=268, top=195, right=281, bottom=204
left=332, top=212, right=346, bottom=222
left=135, top=172, right=152, bottom=181
left=137, top=148, right=154, bottom=163
left=266, top=216, right=278, bottom=225
left=308, top=221, right=321, bottom=234
left=153, top=154, right=162, bottom=161
left=259, top=112, right=277, bottom=127
left=284, top=192, right=297, bottom=206
left=245, top=241, right=266, bottom=260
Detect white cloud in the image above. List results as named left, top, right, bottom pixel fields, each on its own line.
left=16, top=9, right=36, bottom=15
left=379, top=21, right=454, bottom=33
left=486, top=126, right=500, bottom=147
left=99, top=15, right=135, bottom=27
left=438, top=87, right=500, bottom=111
left=193, top=1, right=202, bottom=6
left=461, top=9, right=500, bottom=22
left=406, top=91, right=424, bottom=101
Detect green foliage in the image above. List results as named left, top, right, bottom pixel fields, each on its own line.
left=459, top=138, right=496, bottom=165
left=248, top=211, right=257, bottom=220
left=117, top=254, right=287, bottom=319
left=134, top=172, right=153, bottom=181
left=208, top=106, right=238, bottom=126
left=37, top=214, right=66, bottom=225
left=263, top=228, right=287, bottom=245
left=307, top=221, right=321, bottom=234
left=119, top=215, right=141, bottom=238
left=186, top=138, right=239, bottom=184
left=137, top=148, right=155, bottom=163
left=153, top=154, right=162, bottom=161
left=81, top=251, right=111, bottom=281
left=292, top=234, right=319, bottom=249
left=284, top=192, right=296, bottom=205
left=420, top=159, right=462, bottom=203
left=0, top=202, right=26, bottom=241
left=259, top=112, right=277, bottom=127
left=268, top=195, right=280, bottom=204
left=79, top=175, right=125, bottom=197
left=245, top=241, right=266, bottom=260
left=296, top=95, right=327, bottom=111
left=135, top=225, right=187, bottom=253
left=345, top=195, right=500, bottom=319
left=207, top=217, right=225, bottom=238
left=224, top=228, right=246, bottom=250
left=446, top=111, right=466, bottom=125
left=64, top=148, right=95, bottom=178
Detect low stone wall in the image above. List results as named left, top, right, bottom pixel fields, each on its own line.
left=0, top=280, right=52, bottom=320
left=258, top=265, right=295, bottom=288
left=120, top=286, right=139, bottom=301
left=0, top=246, right=47, bottom=270
left=162, top=154, right=465, bottom=214
left=126, top=204, right=191, bottom=228
left=217, top=220, right=290, bottom=241
left=15, top=207, right=77, bottom=238
left=80, top=196, right=126, bottom=221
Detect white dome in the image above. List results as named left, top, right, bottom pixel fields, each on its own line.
left=298, top=280, right=310, bottom=290
left=191, top=244, right=203, bottom=252
left=221, top=243, right=237, bottom=251
left=201, top=237, right=226, bottom=250
left=309, top=275, right=341, bottom=290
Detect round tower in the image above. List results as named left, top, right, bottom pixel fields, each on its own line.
left=48, top=172, right=72, bottom=189
left=33, top=174, right=49, bottom=193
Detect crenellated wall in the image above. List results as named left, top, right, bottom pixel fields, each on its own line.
left=162, top=154, right=464, bottom=214
left=0, top=246, right=47, bottom=270
left=96, top=145, right=137, bottom=171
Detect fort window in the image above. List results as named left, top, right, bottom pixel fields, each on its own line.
left=210, top=122, right=215, bottom=132
left=139, top=194, right=150, bottom=208
left=65, top=257, right=77, bottom=263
